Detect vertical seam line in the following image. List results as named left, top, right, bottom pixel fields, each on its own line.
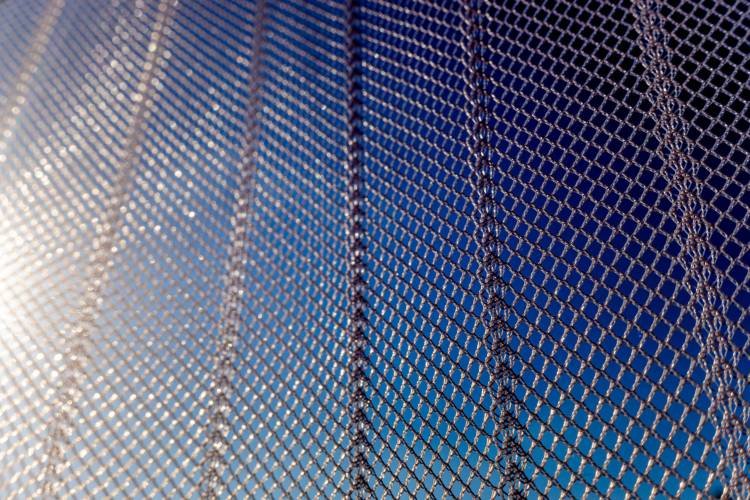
left=0, top=0, right=65, bottom=163
left=40, top=0, right=178, bottom=496
left=633, top=0, right=748, bottom=496
left=198, top=1, right=266, bottom=498
left=461, top=0, right=531, bottom=497
left=345, top=0, right=373, bottom=496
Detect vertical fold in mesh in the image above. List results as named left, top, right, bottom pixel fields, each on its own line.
left=0, top=0, right=64, bottom=160
left=658, top=0, right=750, bottom=359
left=40, top=1, right=177, bottom=495
left=344, top=0, right=375, bottom=496
left=199, top=0, right=265, bottom=497
left=358, top=1, right=498, bottom=496
left=480, top=0, right=723, bottom=495
left=634, top=0, right=749, bottom=495
left=460, top=0, right=530, bottom=496
left=0, top=0, right=748, bottom=497
left=0, top=4, right=68, bottom=495
left=221, top=1, right=352, bottom=496
left=77, top=1, right=257, bottom=495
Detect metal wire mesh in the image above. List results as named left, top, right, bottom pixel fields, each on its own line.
left=0, top=0, right=748, bottom=497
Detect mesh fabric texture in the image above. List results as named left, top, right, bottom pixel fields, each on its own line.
left=0, top=0, right=748, bottom=497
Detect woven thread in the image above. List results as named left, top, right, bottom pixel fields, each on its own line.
left=460, top=0, right=530, bottom=497
left=40, top=1, right=177, bottom=495
left=198, top=0, right=266, bottom=497
left=345, top=0, right=373, bottom=496
left=0, top=0, right=746, bottom=497
left=634, top=0, right=749, bottom=495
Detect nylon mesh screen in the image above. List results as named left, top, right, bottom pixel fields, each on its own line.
left=0, top=0, right=748, bottom=498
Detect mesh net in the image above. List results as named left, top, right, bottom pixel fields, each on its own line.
left=0, top=0, right=748, bottom=497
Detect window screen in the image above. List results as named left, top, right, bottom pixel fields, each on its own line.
left=0, top=0, right=748, bottom=497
